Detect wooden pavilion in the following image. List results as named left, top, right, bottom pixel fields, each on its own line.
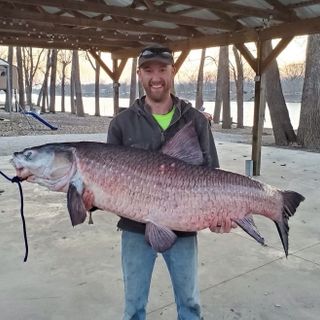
left=1, top=0, right=320, bottom=175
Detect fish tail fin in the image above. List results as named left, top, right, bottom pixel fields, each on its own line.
left=275, top=191, right=305, bottom=257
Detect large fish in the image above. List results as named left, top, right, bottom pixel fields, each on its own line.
left=10, top=123, right=304, bottom=256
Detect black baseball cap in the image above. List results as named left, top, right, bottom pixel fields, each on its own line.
left=138, top=45, right=174, bottom=68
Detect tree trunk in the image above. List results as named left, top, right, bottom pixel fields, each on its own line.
left=72, top=50, right=84, bottom=117
left=94, top=54, right=100, bottom=116
left=23, top=48, right=33, bottom=106
left=195, top=48, right=205, bottom=110
left=70, top=59, right=76, bottom=115
left=297, top=34, right=320, bottom=149
left=264, top=40, right=296, bottom=145
left=5, top=46, right=13, bottom=112
left=129, top=58, right=137, bottom=106
left=49, top=49, right=57, bottom=113
left=16, top=47, right=25, bottom=110
left=213, top=47, right=224, bottom=123
left=232, top=46, right=244, bottom=128
left=61, top=62, right=66, bottom=113
left=38, top=50, right=51, bottom=113
left=221, top=46, right=231, bottom=129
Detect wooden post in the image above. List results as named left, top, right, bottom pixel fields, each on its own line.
left=251, top=40, right=266, bottom=176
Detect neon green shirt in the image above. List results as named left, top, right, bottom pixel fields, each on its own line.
left=152, top=107, right=175, bottom=130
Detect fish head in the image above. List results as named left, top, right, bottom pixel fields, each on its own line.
left=11, top=144, right=76, bottom=191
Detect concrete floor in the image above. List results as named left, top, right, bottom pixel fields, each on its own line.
left=0, top=133, right=319, bottom=320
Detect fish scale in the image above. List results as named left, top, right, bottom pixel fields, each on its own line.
left=74, top=144, right=281, bottom=232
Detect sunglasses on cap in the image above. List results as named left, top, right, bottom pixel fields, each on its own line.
left=139, top=47, right=173, bottom=59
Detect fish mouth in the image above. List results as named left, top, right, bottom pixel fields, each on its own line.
left=10, top=159, right=33, bottom=181
left=14, top=167, right=33, bottom=181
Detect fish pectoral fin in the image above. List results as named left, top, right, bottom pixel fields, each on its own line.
left=145, top=221, right=177, bottom=253
left=234, top=215, right=265, bottom=245
left=67, top=183, right=87, bottom=226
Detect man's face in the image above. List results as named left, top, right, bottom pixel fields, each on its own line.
left=137, top=62, right=175, bottom=103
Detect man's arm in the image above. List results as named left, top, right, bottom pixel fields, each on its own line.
left=196, top=116, right=219, bottom=168
left=107, top=118, right=122, bottom=145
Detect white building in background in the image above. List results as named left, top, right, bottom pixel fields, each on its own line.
left=0, top=58, right=19, bottom=111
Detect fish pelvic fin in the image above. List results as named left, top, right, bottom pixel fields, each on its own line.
left=67, top=183, right=87, bottom=226
left=275, top=190, right=305, bottom=257
left=145, top=221, right=177, bottom=253
left=234, top=215, right=265, bottom=245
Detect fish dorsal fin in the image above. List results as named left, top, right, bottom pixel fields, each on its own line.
left=161, top=121, right=204, bottom=165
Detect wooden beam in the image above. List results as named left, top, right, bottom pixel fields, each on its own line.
left=174, top=50, right=190, bottom=73
left=234, top=43, right=257, bottom=73
left=259, top=16, right=320, bottom=40
left=89, top=50, right=114, bottom=80
left=251, top=41, right=266, bottom=176
left=261, top=36, right=293, bottom=72
left=0, top=7, right=192, bottom=37
left=112, top=29, right=259, bottom=59
left=0, top=30, right=140, bottom=48
left=6, top=0, right=237, bottom=30
left=166, top=0, right=292, bottom=21
left=0, top=18, right=165, bottom=43
left=114, top=58, right=128, bottom=81
left=264, top=0, right=296, bottom=17
left=287, top=0, right=320, bottom=9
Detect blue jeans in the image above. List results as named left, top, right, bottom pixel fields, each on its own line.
left=121, top=230, right=202, bottom=320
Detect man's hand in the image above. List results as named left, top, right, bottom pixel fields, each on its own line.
left=210, top=217, right=237, bottom=233
left=201, top=111, right=213, bottom=122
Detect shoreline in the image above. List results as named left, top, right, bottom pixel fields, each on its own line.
left=0, top=109, right=273, bottom=138
left=1, top=109, right=317, bottom=154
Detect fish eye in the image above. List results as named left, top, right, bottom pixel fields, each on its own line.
left=24, top=151, right=33, bottom=160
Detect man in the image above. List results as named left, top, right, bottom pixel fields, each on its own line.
left=107, top=45, right=220, bottom=320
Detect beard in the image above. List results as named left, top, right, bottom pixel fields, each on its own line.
left=143, top=81, right=172, bottom=103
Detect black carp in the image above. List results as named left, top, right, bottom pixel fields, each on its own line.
left=10, top=123, right=305, bottom=255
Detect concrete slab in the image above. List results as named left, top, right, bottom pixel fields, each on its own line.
left=0, top=133, right=319, bottom=320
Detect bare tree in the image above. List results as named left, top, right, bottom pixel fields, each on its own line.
left=70, top=59, right=76, bottom=115
left=232, top=46, right=244, bottom=128
left=264, top=40, right=296, bottom=145
left=5, top=46, right=13, bottom=112
left=195, top=48, right=205, bottom=110
left=38, top=50, right=51, bottom=113
left=16, top=46, right=25, bottom=109
left=49, top=49, right=58, bottom=113
left=86, top=51, right=100, bottom=116
left=57, top=50, right=72, bottom=113
left=22, top=47, right=45, bottom=106
left=71, top=50, right=84, bottom=117
left=213, top=47, right=224, bottom=124
left=297, top=34, right=320, bottom=149
left=214, top=46, right=231, bottom=128
left=281, top=62, right=305, bottom=80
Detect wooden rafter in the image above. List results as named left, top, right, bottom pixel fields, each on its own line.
left=5, top=0, right=237, bottom=30
left=0, top=7, right=193, bottom=38
left=167, top=0, right=292, bottom=21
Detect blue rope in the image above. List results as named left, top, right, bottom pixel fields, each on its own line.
left=0, top=170, right=28, bottom=262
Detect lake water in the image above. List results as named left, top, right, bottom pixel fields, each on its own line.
left=55, top=96, right=301, bottom=130
left=2, top=93, right=301, bottom=129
